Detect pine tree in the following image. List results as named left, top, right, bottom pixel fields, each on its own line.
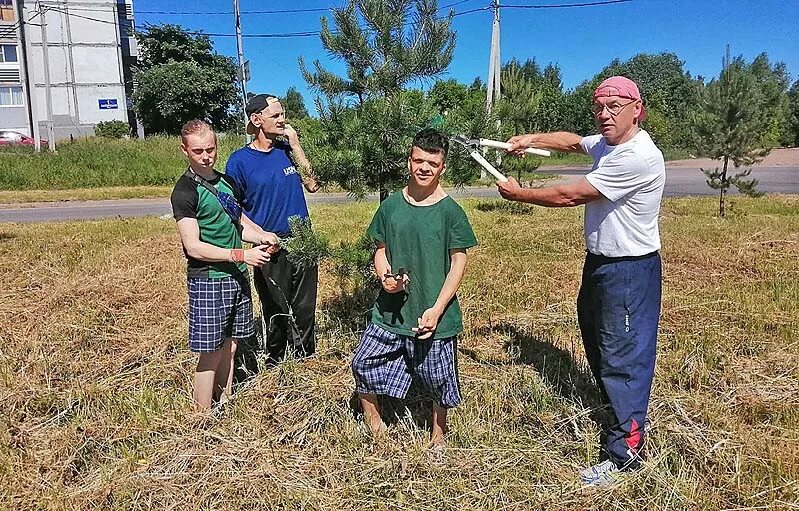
left=694, top=51, right=771, bottom=217
left=300, top=0, right=456, bottom=200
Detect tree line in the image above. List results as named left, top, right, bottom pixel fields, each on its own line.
left=131, top=2, right=799, bottom=214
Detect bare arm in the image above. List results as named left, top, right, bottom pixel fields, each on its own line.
left=176, top=217, right=271, bottom=267
left=506, top=131, right=585, bottom=155
left=413, top=249, right=468, bottom=339
left=239, top=213, right=279, bottom=250
left=498, top=177, right=604, bottom=207
left=285, top=124, right=320, bottom=193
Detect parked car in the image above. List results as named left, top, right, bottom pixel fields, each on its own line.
left=0, top=130, right=46, bottom=146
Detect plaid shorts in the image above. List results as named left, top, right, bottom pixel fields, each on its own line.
left=187, top=274, right=255, bottom=353
left=351, top=323, right=461, bottom=408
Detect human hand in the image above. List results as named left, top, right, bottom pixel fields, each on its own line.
left=244, top=245, right=271, bottom=267
left=244, top=246, right=271, bottom=267
left=381, top=268, right=409, bottom=294
left=284, top=123, right=300, bottom=147
left=412, top=307, right=442, bottom=340
left=303, top=174, right=320, bottom=193
left=506, top=134, right=537, bottom=157
left=497, top=176, right=524, bottom=201
left=260, top=232, right=281, bottom=254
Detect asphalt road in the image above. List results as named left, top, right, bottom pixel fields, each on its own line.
left=1, top=165, right=796, bottom=223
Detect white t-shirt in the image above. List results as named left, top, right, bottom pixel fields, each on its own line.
left=580, top=130, right=665, bottom=257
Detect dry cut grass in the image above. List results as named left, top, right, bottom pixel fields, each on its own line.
left=0, top=196, right=797, bottom=510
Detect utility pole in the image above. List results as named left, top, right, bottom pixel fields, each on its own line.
left=485, top=0, right=501, bottom=175
left=486, top=0, right=501, bottom=112
left=18, top=2, right=42, bottom=152
left=233, top=0, right=249, bottom=144
left=39, top=2, right=55, bottom=152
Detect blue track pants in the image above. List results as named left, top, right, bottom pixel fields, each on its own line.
left=577, top=251, right=661, bottom=469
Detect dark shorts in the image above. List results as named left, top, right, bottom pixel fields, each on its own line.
left=188, top=274, right=255, bottom=353
left=351, top=323, right=461, bottom=408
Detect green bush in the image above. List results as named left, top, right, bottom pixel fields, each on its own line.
left=94, top=120, right=131, bottom=139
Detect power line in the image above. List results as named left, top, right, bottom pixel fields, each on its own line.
left=25, top=0, right=632, bottom=41
left=147, top=6, right=490, bottom=39
left=0, top=8, right=46, bottom=38
left=43, top=6, right=133, bottom=27
left=502, top=0, right=632, bottom=8
left=134, top=0, right=477, bottom=16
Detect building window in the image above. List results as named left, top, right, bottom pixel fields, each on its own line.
left=0, top=0, right=15, bottom=22
left=0, top=44, right=18, bottom=63
left=0, top=86, right=23, bottom=106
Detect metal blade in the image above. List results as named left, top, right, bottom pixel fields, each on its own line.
left=450, top=134, right=479, bottom=149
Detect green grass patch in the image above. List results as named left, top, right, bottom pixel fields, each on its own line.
left=0, top=196, right=797, bottom=509
left=0, top=135, right=244, bottom=190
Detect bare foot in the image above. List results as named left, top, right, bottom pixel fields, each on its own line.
left=425, top=438, right=447, bottom=464
left=365, top=414, right=388, bottom=435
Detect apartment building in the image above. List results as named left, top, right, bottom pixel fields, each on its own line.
left=0, top=0, right=139, bottom=142
left=1, top=0, right=26, bottom=133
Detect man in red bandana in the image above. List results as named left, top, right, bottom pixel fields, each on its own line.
left=497, top=76, right=665, bottom=486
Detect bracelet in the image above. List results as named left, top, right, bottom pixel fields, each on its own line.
left=230, top=249, right=245, bottom=263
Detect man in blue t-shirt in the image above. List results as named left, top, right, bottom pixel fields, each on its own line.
left=225, top=93, right=320, bottom=364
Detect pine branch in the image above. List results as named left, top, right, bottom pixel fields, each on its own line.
left=284, top=216, right=331, bottom=268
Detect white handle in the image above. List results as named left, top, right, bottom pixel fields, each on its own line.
left=479, top=138, right=551, bottom=157
left=469, top=150, right=508, bottom=183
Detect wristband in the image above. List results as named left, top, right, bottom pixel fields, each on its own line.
left=231, top=249, right=245, bottom=263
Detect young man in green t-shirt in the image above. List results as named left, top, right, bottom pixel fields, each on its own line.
left=351, top=128, right=477, bottom=450
left=170, top=120, right=278, bottom=412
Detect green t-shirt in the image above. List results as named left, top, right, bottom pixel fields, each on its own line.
left=170, top=172, right=247, bottom=279
left=367, top=191, right=478, bottom=339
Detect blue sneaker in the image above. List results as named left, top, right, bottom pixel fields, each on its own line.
left=579, top=460, right=621, bottom=486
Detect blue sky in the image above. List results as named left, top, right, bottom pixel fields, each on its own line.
left=133, top=0, right=799, bottom=109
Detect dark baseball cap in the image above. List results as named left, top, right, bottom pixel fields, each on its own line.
left=245, top=93, right=280, bottom=135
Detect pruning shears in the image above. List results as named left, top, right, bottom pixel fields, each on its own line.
left=450, top=135, right=551, bottom=183
left=383, top=267, right=409, bottom=282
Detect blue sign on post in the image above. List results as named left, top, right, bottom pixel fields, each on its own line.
left=99, top=99, right=118, bottom=110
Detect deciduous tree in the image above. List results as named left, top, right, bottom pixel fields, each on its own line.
left=133, top=25, right=239, bottom=134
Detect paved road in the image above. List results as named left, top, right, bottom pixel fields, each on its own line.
left=1, top=165, right=796, bottom=223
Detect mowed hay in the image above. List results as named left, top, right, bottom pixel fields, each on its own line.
left=0, top=196, right=797, bottom=510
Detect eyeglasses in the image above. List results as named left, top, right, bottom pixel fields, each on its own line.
left=592, top=99, right=638, bottom=116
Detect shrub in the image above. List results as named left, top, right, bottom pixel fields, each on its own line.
left=94, top=120, right=131, bottom=139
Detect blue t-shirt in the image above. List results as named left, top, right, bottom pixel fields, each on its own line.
left=224, top=143, right=310, bottom=237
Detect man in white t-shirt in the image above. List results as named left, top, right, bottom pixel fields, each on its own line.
left=496, top=76, right=665, bottom=486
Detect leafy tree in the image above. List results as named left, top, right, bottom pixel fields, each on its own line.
left=787, top=79, right=799, bottom=147
left=535, top=63, right=566, bottom=133
left=429, top=79, right=468, bottom=115
left=133, top=24, right=239, bottom=134
left=284, top=87, right=310, bottom=120
left=562, top=53, right=701, bottom=148
left=427, top=78, right=495, bottom=184
left=745, top=53, right=791, bottom=147
left=301, top=0, right=456, bottom=200
left=694, top=54, right=771, bottom=217
left=496, top=64, right=542, bottom=181
left=503, top=57, right=541, bottom=84
left=498, top=59, right=564, bottom=134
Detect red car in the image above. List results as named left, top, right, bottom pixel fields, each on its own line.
left=0, top=130, right=41, bottom=146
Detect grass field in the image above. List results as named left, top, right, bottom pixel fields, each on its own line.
left=1, top=196, right=797, bottom=510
